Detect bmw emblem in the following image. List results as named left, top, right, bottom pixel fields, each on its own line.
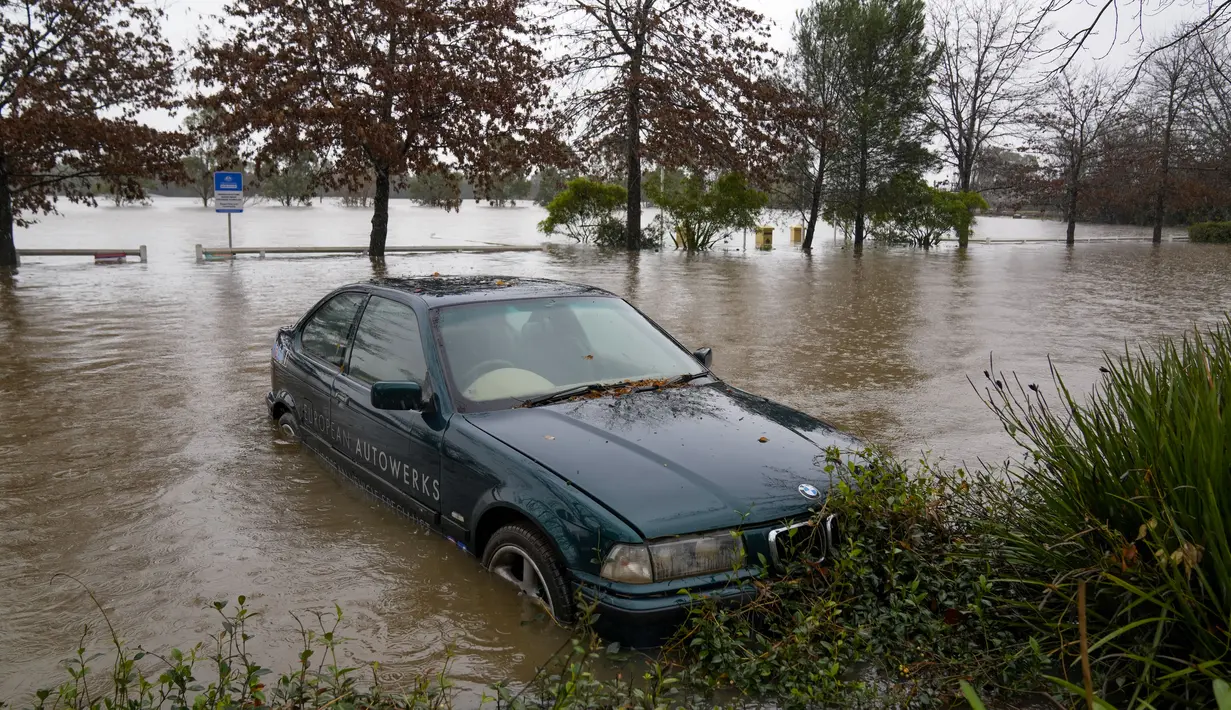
left=798, top=483, right=820, bottom=500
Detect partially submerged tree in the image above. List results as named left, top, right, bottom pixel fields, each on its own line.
left=1028, top=67, right=1127, bottom=244
left=787, top=0, right=847, bottom=250
left=869, top=177, right=989, bottom=247
left=645, top=172, right=767, bottom=251
left=193, top=0, right=555, bottom=259
left=407, top=172, right=464, bottom=211
left=547, top=0, right=787, bottom=250
left=538, top=177, right=627, bottom=246
left=826, top=0, right=939, bottom=246
left=1137, top=36, right=1201, bottom=243
left=0, top=0, right=187, bottom=268
left=477, top=173, right=532, bottom=207
left=179, top=110, right=238, bottom=208
left=261, top=154, right=320, bottom=207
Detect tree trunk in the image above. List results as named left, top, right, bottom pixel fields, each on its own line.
left=625, top=87, right=642, bottom=251
left=1065, top=181, right=1078, bottom=245
left=1152, top=116, right=1173, bottom=244
left=0, top=155, right=16, bottom=269
left=854, top=137, right=868, bottom=246
left=370, top=166, right=390, bottom=259
left=802, top=152, right=826, bottom=251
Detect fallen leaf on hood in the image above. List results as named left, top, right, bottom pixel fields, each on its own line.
left=432, top=272, right=441, bottom=277
left=758, top=436, right=769, bottom=443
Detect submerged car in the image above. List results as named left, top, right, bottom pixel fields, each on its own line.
left=266, top=276, right=859, bottom=646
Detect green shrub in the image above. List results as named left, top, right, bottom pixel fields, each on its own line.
left=1189, top=221, right=1231, bottom=243
left=644, top=172, right=766, bottom=251
left=536, top=177, right=627, bottom=245
left=868, top=177, right=989, bottom=247
left=979, top=317, right=1231, bottom=708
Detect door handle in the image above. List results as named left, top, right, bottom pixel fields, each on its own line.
left=333, top=391, right=349, bottom=406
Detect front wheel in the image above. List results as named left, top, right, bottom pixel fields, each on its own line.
left=277, top=412, right=300, bottom=442
left=483, top=522, right=574, bottom=624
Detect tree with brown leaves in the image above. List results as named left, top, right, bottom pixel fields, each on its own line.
left=0, top=0, right=187, bottom=269
left=192, top=0, right=557, bottom=260
left=546, top=0, right=788, bottom=250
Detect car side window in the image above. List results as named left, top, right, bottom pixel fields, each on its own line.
left=300, top=292, right=366, bottom=367
left=347, top=296, right=427, bottom=385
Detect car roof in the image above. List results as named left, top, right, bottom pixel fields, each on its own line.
left=363, top=275, right=618, bottom=307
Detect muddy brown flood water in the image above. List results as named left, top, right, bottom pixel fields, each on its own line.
left=1, top=199, right=1229, bottom=700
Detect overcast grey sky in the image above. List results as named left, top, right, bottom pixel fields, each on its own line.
left=142, top=0, right=1203, bottom=131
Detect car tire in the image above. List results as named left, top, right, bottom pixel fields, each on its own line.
left=483, top=522, right=574, bottom=624
left=277, top=412, right=300, bottom=441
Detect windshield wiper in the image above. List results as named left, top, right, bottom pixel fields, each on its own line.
left=665, top=371, right=709, bottom=386
left=521, top=383, right=613, bottom=408
left=630, top=371, right=710, bottom=393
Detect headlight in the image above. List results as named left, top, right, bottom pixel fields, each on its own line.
left=600, top=532, right=745, bottom=584
left=600, top=543, right=653, bottom=583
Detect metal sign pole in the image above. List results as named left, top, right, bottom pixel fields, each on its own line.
left=213, top=171, right=245, bottom=259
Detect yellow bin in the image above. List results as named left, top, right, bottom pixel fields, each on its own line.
left=790, top=225, right=803, bottom=243
left=754, top=226, right=774, bottom=250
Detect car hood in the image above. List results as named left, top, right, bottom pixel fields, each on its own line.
left=463, top=382, right=863, bottom=539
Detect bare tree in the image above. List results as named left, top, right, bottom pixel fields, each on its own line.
left=0, top=0, right=187, bottom=269
left=1024, top=0, right=1230, bottom=75
left=1028, top=66, right=1128, bottom=244
left=545, top=0, right=787, bottom=250
left=928, top=0, right=1042, bottom=208
left=1136, top=36, right=1201, bottom=243
left=788, top=0, right=846, bottom=250
left=1191, top=30, right=1231, bottom=181
left=193, top=0, right=557, bottom=260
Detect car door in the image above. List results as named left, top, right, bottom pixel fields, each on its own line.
left=285, top=291, right=367, bottom=452
left=331, top=295, right=443, bottom=523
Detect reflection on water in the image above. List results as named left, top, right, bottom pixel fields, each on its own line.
left=0, top=199, right=1225, bottom=699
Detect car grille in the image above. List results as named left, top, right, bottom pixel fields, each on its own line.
left=767, top=514, right=838, bottom=570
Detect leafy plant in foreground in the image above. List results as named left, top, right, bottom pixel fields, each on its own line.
left=666, top=449, right=1048, bottom=708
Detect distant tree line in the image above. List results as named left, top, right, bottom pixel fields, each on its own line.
left=3, top=0, right=1230, bottom=266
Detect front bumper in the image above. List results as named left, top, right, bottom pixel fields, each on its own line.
left=575, top=515, right=837, bottom=647
left=578, top=575, right=760, bottom=648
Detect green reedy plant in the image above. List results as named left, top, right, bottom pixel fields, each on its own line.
left=977, top=317, right=1231, bottom=708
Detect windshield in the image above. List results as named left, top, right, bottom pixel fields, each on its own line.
left=434, top=296, right=707, bottom=411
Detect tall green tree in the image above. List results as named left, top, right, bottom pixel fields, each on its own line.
left=825, top=0, right=938, bottom=246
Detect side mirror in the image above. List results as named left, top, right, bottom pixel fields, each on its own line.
left=371, top=381, right=426, bottom=411
left=693, top=347, right=713, bottom=368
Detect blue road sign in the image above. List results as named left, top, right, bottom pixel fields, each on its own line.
left=214, top=172, right=244, bottom=213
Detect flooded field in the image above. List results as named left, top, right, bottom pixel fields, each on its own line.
left=1, top=198, right=1227, bottom=699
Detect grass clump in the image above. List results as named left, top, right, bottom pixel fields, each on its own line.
left=977, top=317, right=1231, bottom=708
